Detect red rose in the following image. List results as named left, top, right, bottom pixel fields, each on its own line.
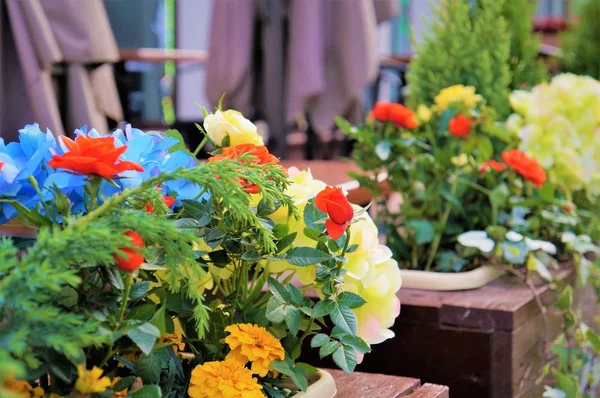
left=448, top=114, right=474, bottom=138
left=114, top=231, right=145, bottom=272
left=478, top=160, right=506, bottom=175
left=146, top=196, right=177, bottom=213
left=48, top=135, right=144, bottom=177
left=501, top=149, right=547, bottom=188
left=371, top=102, right=419, bottom=130
left=208, top=144, right=284, bottom=194
left=315, top=187, right=354, bottom=240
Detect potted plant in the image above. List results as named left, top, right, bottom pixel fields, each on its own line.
left=0, top=110, right=401, bottom=397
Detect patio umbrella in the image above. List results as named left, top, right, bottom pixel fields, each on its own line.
left=205, top=0, right=397, bottom=156
left=0, top=0, right=122, bottom=141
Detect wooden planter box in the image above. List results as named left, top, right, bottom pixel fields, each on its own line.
left=356, top=269, right=573, bottom=398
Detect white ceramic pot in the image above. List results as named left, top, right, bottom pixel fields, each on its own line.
left=400, top=265, right=505, bottom=291
left=292, top=370, right=337, bottom=398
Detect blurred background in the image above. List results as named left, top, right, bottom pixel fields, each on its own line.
left=0, top=0, right=584, bottom=158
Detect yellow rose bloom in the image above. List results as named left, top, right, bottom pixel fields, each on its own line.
left=224, top=323, right=285, bottom=377
left=3, top=376, right=44, bottom=398
left=416, top=104, right=432, bottom=122
left=203, top=109, right=263, bottom=147
left=434, top=85, right=482, bottom=112
left=188, top=358, right=263, bottom=398
left=74, top=364, right=111, bottom=394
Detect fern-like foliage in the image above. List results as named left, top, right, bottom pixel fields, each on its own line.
left=502, top=0, right=547, bottom=89
left=0, top=158, right=295, bottom=393
left=560, top=0, right=600, bottom=79
left=408, top=0, right=512, bottom=116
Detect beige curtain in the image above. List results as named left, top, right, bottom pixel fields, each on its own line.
left=0, top=0, right=122, bottom=141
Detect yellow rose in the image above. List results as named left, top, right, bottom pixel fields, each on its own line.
left=416, top=105, right=432, bottom=122
left=203, top=110, right=263, bottom=147
left=434, top=85, right=482, bottom=112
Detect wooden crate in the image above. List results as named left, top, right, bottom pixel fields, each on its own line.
left=355, top=269, right=572, bottom=397
left=328, top=369, right=449, bottom=398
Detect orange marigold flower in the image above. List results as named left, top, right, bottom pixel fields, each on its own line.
left=114, top=231, right=145, bottom=272
left=74, top=364, right=111, bottom=394
left=224, top=323, right=285, bottom=377
left=110, top=377, right=128, bottom=398
left=448, top=114, right=474, bottom=138
left=315, top=186, right=354, bottom=240
left=188, top=358, right=263, bottom=398
left=502, top=149, right=547, bottom=188
left=208, top=144, right=283, bottom=193
left=160, top=329, right=185, bottom=354
left=478, top=160, right=506, bottom=175
left=371, top=102, right=419, bottom=129
left=4, top=376, right=44, bottom=397
left=48, top=135, right=144, bottom=177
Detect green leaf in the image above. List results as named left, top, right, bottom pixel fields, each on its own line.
left=337, top=292, right=366, bottom=309
left=273, top=224, right=290, bottom=239
left=285, top=247, right=332, bottom=266
left=295, top=362, right=319, bottom=375
left=330, top=305, right=357, bottom=335
left=312, top=299, right=336, bottom=318
left=164, top=129, right=187, bottom=152
left=554, top=286, right=573, bottom=311
left=269, top=358, right=294, bottom=376
left=405, top=219, right=435, bottom=245
left=126, top=323, right=160, bottom=355
left=129, top=385, right=162, bottom=398
left=290, top=371, right=308, bottom=392
left=136, top=353, right=163, bottom=384
left=287, top=283, right=304, bottom=305
left=311, top=334, right=329, bottom=348
left=265, top=296, right=287, bottom=323
left=586, top=329, right=600, bottom=354
left=54, top=286, right=78, bottom=308
left=303, top=227, right=323, bottom=241
left=149, top=305, right=167, bottom=335
left=241, top=251, right=262, bottom=262
left=276, top=233, right=298, bottom=253
left=490, top=183, right=510, bottom=207
left=332, top=345, right=358, bottom=373
left=268, top=277, right=291, bottom=303
left=335, top=116, right=355, bottom=135
left=130, top=281, right=150, bottom=300
left=303, top=200, right=326, bottom=231
left=204, top=229, right=226, bottom=249
left=285, top=306, right=301, bottom=336
left=440, top=188, right=465, bottom=214
left=173, top=217, right=200, bottom=232
left=551, top=369, right=580, bottom=398
left=539, top=182, right=555, bottom=202
left=339, top=334, right=370, bottom=354
left=106, top=267, right=124, bottom=290
left=319, top=341, right=339, bottom=358
left=478, top=136, right=493, bottom=160
left=113, top=375, right=136, bottom=391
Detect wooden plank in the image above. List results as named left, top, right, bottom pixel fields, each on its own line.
left=328, top=369, right=420, bottom=397
left=404, top=384, right=450, bottom=398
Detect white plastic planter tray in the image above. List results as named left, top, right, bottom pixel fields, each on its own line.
left=400, top=265, right=505, bottom=291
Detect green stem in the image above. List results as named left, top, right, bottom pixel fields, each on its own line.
left=28, top=176, right=52, bottom=219
left=336, top=229, right=352, bottom=277
left=457, top=177, right=492, bottom=196
left=299, top=318, right=314, bottom=343
left=118, top=274, right=133, bottom=323
left=193, top=136, right=209, bottom=157
left=424, top=177, right=458, bottom=272
left=88, top=177, right=102, bottom=212
left=411, top=243, right=418, bottom=269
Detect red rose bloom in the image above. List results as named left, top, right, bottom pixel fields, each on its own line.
left=208, top=144, right=283, bottom=194
left=48, top=135, right=144, bottom=177
left=315, top=186, right=354, bottom=240
left=145, top=195, right=177, bottom=213
left=448, top=114, right=474, bottom=138
left=501, top=149, right=547, bottom=188
left=478, top=160, right=506, bottom=175
left=114, top=231, right=145, bottom=272
left=371, top=102, right=419, bottom=130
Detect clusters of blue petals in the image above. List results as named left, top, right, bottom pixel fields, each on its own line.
left=0, top=124, right=204, bottom=224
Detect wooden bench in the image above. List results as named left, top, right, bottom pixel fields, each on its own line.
left=328, top=369, right=449, bottom=398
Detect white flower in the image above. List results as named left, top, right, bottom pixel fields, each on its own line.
left=505, top=231, right=557, bottom=255
left=457, top=231, right=495, bottom=253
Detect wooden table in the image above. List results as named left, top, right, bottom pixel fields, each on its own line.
left=328, top=369, right=449, bottom=398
